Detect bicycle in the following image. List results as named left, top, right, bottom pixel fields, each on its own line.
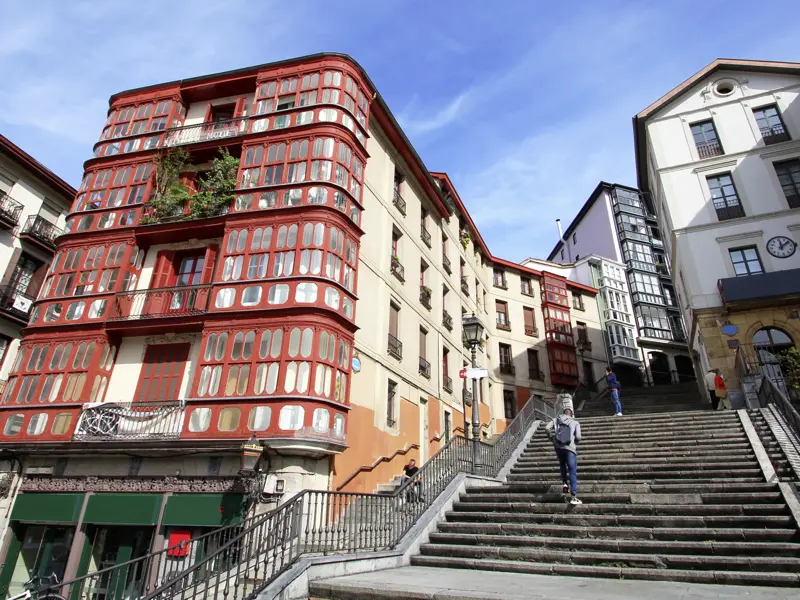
left=8, top=573, right=66, bottom=600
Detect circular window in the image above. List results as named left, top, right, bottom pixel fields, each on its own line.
left=714, top=80, right=736, bottom=97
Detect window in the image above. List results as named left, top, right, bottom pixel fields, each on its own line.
left=753, top=105, right=790, bottom=145
left=278, top=405, right=304, bottom=430
left=503, top=390, right=515, bottom=419
left=690, top=120, right=723, bottom=158
left=492, top=269, right=507, bottom=288
left=134, top=343, right=190, bottom=403
left=495, top=301, right=509, bottom=329
left=729, top=246, right=764, bottom=276
left=248, top=406, right=271, bottom=431
left=498, top=343, right=512, bottom=368
left=707, top=174, right=745, bottom=221
left=520, top=277, right=533, bottom=296
left=189, top=408, right=211, bottom=432
left=523, top=307, right=537, bottom=336
left=572, top=293, right=584, bottom=310
left=386, top=379, right=397, bottom=427
left=572, top=233, right=577, bottom=244
left=388, top=303, right=401, bottom=359
left=218, top=407, right=241, bottom=431
left=576, top=322, right=588, bottom=343
left=527, top=349, right=542, bottom=380
left=774, top=159, right=800, bottom=209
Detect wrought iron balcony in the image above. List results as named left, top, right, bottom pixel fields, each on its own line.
left=387, top=333, right=403, bottom=359
left=524, top=326, right=537, bottom=337
left=443, top=254, right=452, bottom=274
left=419, top=357, right=431, bottom=379
left=109, top=284, right=212, bottom=321
left=421, top=225, right=432, bottom=248
left=462, top=388, right=473, bottom=406
left=390, top=256, right=405, bottom=282
left=576, top=338, right=592, bottom=354
left=528, top=368, right=545, bottom=380
left=420, top=285, right=432, bottom=309
left=496, top=318, right=511, bottom=331
left=499, top=362, right=515, bottom=376
left=74, top=400, right=185, bottom=441
left=761, top=123, right=790, bottom=145
left=714, top=204, right=746, bottom=221
left=164, top=117, right=248, bottom=147
left=0, top=286, right=36, bottom=323
left=0, top=194, right=23, bottom=228
left=392, top=188, right=406, bottom=216
left=21, top=215, right=63, bottom=248
left=443, top=374, right=453, bottom=393
left=442, top=310, right=453, bottom=330
left=696, top=140, right=723, bottom=159
left=460, top=276, right=469, bottom=296
left=656, top=262, right=670, bottom=277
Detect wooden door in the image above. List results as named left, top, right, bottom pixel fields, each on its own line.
left=134, top=343, right=190, bottom=403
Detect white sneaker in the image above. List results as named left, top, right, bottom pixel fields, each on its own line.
left=562, top=484, right=569, bottom=494
left=569, top=496, right=583, bottom=505
left=615, top=412, right=623, bottom=416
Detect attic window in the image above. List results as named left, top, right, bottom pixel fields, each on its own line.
left=713, top=80, right=736, bottom=97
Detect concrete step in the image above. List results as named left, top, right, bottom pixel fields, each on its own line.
left=409, top=555, right=800, bottom=587
left=506, top=468, right=765, bottom=481
left=510, top=460, right=759, bottom=472
left=460, top=491, right=785, bottom=505
left=576, top=411, right=735, bottom=424
left=450, top=502, right=789, bottom=517
left=514, top=451, right=756, bottom=464
left=418, top=542, right=800, bottom=572
left=426, top=532, right=800, bottom=557
left=499, top=481, right=779, bottom=493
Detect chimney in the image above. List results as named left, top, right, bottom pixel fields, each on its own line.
left=556, top=219, right=564, bottom=240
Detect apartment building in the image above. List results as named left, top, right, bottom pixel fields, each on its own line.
left=633, top=59, right=800, bottom=399
left=0, top=54, right=600, bottom=589
left=548, top=182, right=694, bottom=386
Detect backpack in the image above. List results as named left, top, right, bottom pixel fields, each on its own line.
left=555, top=421, right=572, bottom=445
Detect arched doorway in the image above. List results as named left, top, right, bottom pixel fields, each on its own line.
left=752, top=327, right=795, bottom=389
left=648, top=352, right=671, bottom=385
left=674, top=355, right=696, bottom=382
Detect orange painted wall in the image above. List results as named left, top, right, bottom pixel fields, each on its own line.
left=427, top=396, right=442, bottom=457
left=515, top=386, right=529, bottom=413
left=495, top=418, right=508, bottom=434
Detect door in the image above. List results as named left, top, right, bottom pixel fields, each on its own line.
left=134, top=343, right=191, bottom=404
left=170, top=254, right=204, bottom=311
left=583, top=360, right=595, bottom=388
left=84, top=527, right=153, bottom=600
left=4, top=525, right=74, bottom=598
left=649, top=352, right=671, bottom=385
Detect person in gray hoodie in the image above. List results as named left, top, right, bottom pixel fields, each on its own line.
left=545, top=407, right=582, bottom=504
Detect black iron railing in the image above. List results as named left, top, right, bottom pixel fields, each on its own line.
left=714, top=203, right=746, bottom=221
left=528, top=368, right=544, bottom=380
left=418, top=357, right=430, bottom=378
left=419, top=286, right=432, bottom=309
left=58, top=392, right=542, bottom=600
left=392, top=189, right=406, bottom=216
left=499, top=362, right=515, bottom=376
left=442, top=310, right=453, bottom=331
left=462, top=388, right=473, bottom=406
left=496, top=317, right=511, bottom=331
left=460, top=276, right=469, bottom=296
left=524, top=326, right=537, bottom=337
left=0, top=285, right=36, bottom=320
left=442, top=255, right=452, bottom=274
left=21, top=215, right=63, bottom=247
left=421, top=225, right=432, bottom=248
left=164, top=117, right=249, bottom=147
left=0, top=194, right=23, bottom=226
left=109, top=284, right=212, bottom=320
left=390, top=256, right=404, bottom=282
left=761, top=123, right=790, bottom=145
left=443, top=374, right=453, bottom=393
left=73, top=401, right=186, bottom=441
left=387, top=334, right=403, bottom=360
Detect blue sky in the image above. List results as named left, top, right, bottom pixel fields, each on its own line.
left=3, top=0, right=800, bottom=261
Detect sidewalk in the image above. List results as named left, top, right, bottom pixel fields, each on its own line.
left=310, top=566, right=799, bottom=599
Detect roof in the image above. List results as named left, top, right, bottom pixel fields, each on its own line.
left=632, top=58, right=800, bottom=193
left=0, top=134, right=76, bottom=201
left=109, top=52, right=451, bottom=219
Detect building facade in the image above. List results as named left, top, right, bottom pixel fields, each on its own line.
left=633, top=59, right=800, bottom=398
left=547, top=182, right=693, bottom=386
left=0, top=54, right=602, bottom=593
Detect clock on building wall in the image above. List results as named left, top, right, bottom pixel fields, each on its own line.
left=766, top=236, right=797, bottom=258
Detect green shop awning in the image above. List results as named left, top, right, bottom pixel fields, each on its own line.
left=83, top=494, right=162, bottom=526
left=10, top=493, right=85, bottom=524
left=162, top=494, right=247, bottom=527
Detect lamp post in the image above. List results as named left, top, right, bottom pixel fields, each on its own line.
left=462, top=313, right=485, bottom=474
left=240, top=435, right=265, bottom=502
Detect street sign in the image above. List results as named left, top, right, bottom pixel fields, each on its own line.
left=459, top=369, right=467, bottom=379
left=465, top=368, right=488, bottom=380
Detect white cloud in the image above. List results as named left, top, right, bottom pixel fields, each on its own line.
left=400, top=91, right=472, bottom=135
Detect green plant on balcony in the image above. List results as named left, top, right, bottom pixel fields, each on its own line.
left=459, top=230, right=470, bottom=249
left=142, top=148, right=237, bottom=224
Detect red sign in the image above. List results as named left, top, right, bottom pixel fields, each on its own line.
left=459, top=369, right=467, bottom=379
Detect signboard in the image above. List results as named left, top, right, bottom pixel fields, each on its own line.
left=460, top=368, right=488, bottom=380
left=12, top=296, right=32, bottom=313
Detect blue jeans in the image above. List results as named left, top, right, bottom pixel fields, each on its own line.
left=555, top=448, right=578, bottom=496
left=611, top=389, right=622, bottom=414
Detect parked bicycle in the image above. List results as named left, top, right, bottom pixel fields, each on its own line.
left=8, top=574, right=65, bottom=600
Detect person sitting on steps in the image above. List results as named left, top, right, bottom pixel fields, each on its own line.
left=401, top=459, right=424, bottom=503
left=545, top=407, right=582, bottom=505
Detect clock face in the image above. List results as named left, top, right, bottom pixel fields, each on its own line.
left=766, top=236, right=797, bottom=258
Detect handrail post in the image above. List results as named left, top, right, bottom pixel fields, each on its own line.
left=470, top=344, right=480, bottom=474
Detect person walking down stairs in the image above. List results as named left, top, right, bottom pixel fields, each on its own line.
left=545, top=407, right=582, bottom=505
left=605, top=366, right=623, bottom=416
left=705, top=368, right=720, bottom=409
left=715, top=369, right=731, bottom=410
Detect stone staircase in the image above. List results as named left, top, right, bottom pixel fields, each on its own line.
left=579, top=381, right=706, bottom=417
left=411, top=409, right=800, bottom=587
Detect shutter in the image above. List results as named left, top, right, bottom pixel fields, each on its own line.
left=388, top=304, right=398, bottom=337
left=152, top=251, right=176, bottom=289
left=25, top=262, right=49, bottom=297
left=523, top=308, right=534, bottom=329
left=201, top=245, right=219, bottom=284
left=234, top=97, right=247, bottom=117
left=419, top=330, right=426, bottom=360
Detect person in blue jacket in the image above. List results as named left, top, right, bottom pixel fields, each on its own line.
left=606, top=366, right=623, bottom=416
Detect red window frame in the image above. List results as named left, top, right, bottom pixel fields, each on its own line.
left=134, top=343, right=191, bottom=404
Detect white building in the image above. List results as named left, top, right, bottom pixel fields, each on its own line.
left=547, top=183, right=694, bottom=386
left=633, top=59, right=800, bottom=396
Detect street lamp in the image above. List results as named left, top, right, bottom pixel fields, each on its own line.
left=240, top=435, right=266, bottom=501
left=462, top=313, right=485, bottom=474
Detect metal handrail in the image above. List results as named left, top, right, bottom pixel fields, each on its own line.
left=21, top=215, right=63, bottom=245
left=110, top=284, right=212, bottom=320
left=0, top=193, right=24, bottom=225
left=140, top=392, right=543, bottom=600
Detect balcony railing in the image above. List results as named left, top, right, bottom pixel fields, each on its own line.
left=785, top=193, right=800, bottom=209
left=164, top=117, right=248, bottom=147
left=761, top=124, right=790, bottom=145
left=21, top=215, right=63, bottom=248
left=496, top=318, right=511, bottom=331
left=528, top=368, right=545, bottom=380
left=443, top=310, right=453, bottom=331
left=460, top=276, right=469, bottom=296
left=618, top=229, right=650, bottom=244
left=611, top=344, right=640, bottom=361
left=292, top=426, right=347, bottom=445
left=650, top=237, right=664, bottom=249
left=499, top=362, right=515, bottom=376
left=0, top=194, right=23, bottom=227
left=421, top=225, right=432, bottom=248
left=524, top=326, right=537, bottom=337
left=392, top=189, right=407, bottom=216
left=74, top=400, right=185, bottom=441
left=390, top=256, right=405, bottom=282
left=628, top=259, right=658, bottom=274
left=443, top=255, right=452, bottom=274
left=696, top=140, right=723, bottom=159
left=639, top=326, right=676, bottom=341
left=387, top=333, right=403, bottom=359
left=715, top=204, right=746, bottom=221
left=109, top=284, right=212, bottom=321
left=419, top=285, right=432, bottom=309
left=462, top=388, right=473, bottom=406
left=443, top=374, right=453, bottom=393
left=0, top=286, right=35, bottom=321
left=419, top=357, right=431, bottom=379
left=655, top=262, right=670, bottom=277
